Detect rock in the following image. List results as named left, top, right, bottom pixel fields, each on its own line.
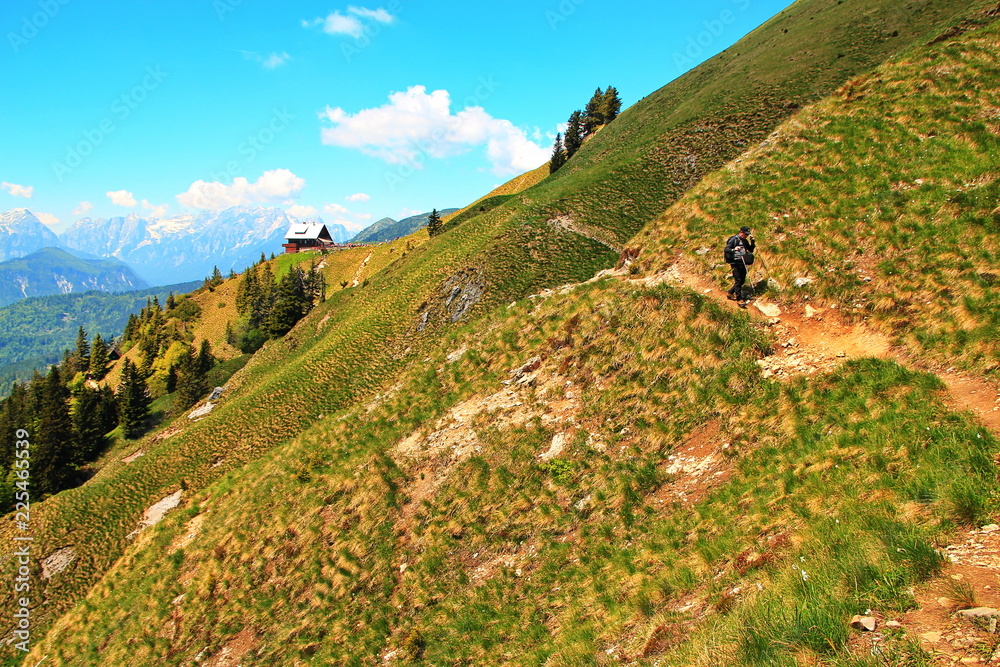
left=919, top=631, right=942, bottom=643
left=981, top=523, right=999, bottom=533
left=884, top=620, right=902, bottom=629
left=849, top=615, right=877, bottom=632
left=753, top=301, right=782, bottom=317
left=793, top=276, right=813, bottom=288
left=804, top=304, right=818, bottom=318
left=695, top=247, right=711, bottom=255
left=956, top=607, right=999, bottom=633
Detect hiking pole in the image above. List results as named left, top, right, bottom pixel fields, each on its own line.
left=739, top=253, right=755, bottom=302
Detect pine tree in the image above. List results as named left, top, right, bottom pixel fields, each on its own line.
left=211, top=266, right=223, bottom=286
left=565, top=111, right=584, bottom=158
left=427, top=209, right=443, bottom=237
left=267, top=269, right=310, bottom=337
left=175, top=346, right=207, bottom=411
left=34, top=367, right=74, bottom=495
left=74, top=326, right=90, bottom=373
left=197, top=339, right=214, bottom=375
left=89, top=334, right=110, bottom=380
left=549, top=133, right=567, bottom=173
left=166, top=292, right=176, bottom=310
left=72, top=385, right=114, bottom=464
left=599, top=86, right=622, bottom=124
left=583, top=87, right=605, bottom=134
left=117, top=358, right=151, bottom=439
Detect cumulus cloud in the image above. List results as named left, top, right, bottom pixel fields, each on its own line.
left=141, top=199, right=169, bottom=218
left=324, top=203, right=350, bottom=216
left=72, top=201, right=93, bottom=216
left=345, top=192, right=371, bottom=202
left=319, top=85, right=550, bottom=175
left=35, top=212, right=59, bottom=227
left=1, top=182, right=33, bottom=198
left=303, top=6, right=395, bottom=37
left=107, top=190, right=137, bottom=207
left=242, top=50, right=291, bottom=69
left=176, top=169, right=306, bottom=210
left=287, top=204, right=318, bottom=219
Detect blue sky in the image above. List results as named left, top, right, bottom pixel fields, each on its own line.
left=0, top=0, right=793, bottom=234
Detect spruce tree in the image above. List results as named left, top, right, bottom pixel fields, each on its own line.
left=583, top=87, right=605, bottom=134
left=197, top=339, right=214, bottom=375
left=565, top=111, right=584, bottom=158
left=117, top=358, right=151, bottom=439
left=89, top=334, right=110, bottom=380
left=34, top=367, right=74, bottom=495
left=166, top=292, right=176, bottom=310
left=549, top=133, right=567, bottom=173
left=175, top=346, right=207, bottom=411
left=72, top=385, right=114, bottom=464
left=427, top=209, right=442, bottom=237
left=74, top=326, right=90, bottom=373
left=267, top=269, right=310, bottom=337
left=599, top=86, right=622, bottom=124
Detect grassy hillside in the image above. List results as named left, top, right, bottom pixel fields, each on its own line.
left=5, top=1, right=999, bottom=664
left=636, top=13, right=1000, bottom=373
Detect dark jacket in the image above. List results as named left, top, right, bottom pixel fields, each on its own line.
left=724, top=234, right=755, bottom=265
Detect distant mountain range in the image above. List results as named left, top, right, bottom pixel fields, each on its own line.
left=350, top=209, right=459, bottom=244
left=0, top=247, right=149, bottom=308
left=59, top=206, right=299, bottom=285
left=0, top=209, right=61, bottom=262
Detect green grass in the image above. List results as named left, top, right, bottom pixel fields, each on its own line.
left=638, top=16, right=1000, bottom=372
left=4, top=0, right=999, bottom=663
left=24, top=276, right=998, bottom=665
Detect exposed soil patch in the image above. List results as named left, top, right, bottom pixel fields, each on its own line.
left=898, top=523, right=1000, bottom=665
left=202, top=626, right=259, bottom=667
left=653, top=420, right=734, bottom=507
left=41, top=546, right=75, bottom=579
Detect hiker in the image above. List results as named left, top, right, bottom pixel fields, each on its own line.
left=724, top=226, right=756, bottom=301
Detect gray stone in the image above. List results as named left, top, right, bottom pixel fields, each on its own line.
left=849, top=615, right=877, bottom=632
left=956, top=607, right=999, bottom=633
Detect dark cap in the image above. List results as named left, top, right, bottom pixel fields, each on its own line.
left=740, top=226, right=751, bottom=234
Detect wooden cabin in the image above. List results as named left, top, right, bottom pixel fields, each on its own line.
left=282, top=222, right=337, bottom=253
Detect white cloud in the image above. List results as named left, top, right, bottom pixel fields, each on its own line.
left=287, top=204, right=318, bottom=219
left=1, top=182, right=33, bottom=198
left=176, top=169, right=306, bottom=210
left=398, top=207, right=420, bottom=218
left=35, top=212, right=59, bottom=227
left=262, top=52, right=291, bottom=69
left=324, top=203, right=351, bottom=216
left=304, top=6, right=395, bottom=37
left=141, top=199, right=169, bottom=218
left=345, top=192, right=371, bottom=202
left=354, top=212, right=372, bottom=221
left=241, top=50, right=291, bottom=70
left=107, top=190, right=137, bottom=207
left=319, top=85, right=550, bottom=175
left=72, top=201, right=93, bottom=216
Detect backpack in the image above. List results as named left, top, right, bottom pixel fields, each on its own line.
left=724, top=235, right=754, bottom=265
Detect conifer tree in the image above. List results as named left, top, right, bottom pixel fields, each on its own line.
left=88, top=334, right=110, bottom=380
left=74, top=326, right=90, bottom=373
left=267, top=268, right=310, bottom=337
left=583, top=87, right=604, bottom=134
left=427, top=209, right=442, bottom=237
left=117, top=358, right=151, bottom=439
left=34, top=367, right=74, bottom=495
left=599, top=86, right=622, bottom=124
left=175, top=346, right=207, bottom=411
left=72, top=385, right=115, bottom=463
left=565, top=111, right=584, bottom=158
left=197, top=339, right=214, bottom=375
left=166, top=292, right=176, bottom=310
left=549, top=133, right=567, bottom=173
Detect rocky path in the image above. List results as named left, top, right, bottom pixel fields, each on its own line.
left=661, top=255, right=1000, bottom=664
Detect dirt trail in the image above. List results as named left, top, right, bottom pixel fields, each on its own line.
left=662, top=256, right=1000, bottom=664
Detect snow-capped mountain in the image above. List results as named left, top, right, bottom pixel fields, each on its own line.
left=0, top=209, right=62, bottom=262
left=60, top=206, right=296, bottom=285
